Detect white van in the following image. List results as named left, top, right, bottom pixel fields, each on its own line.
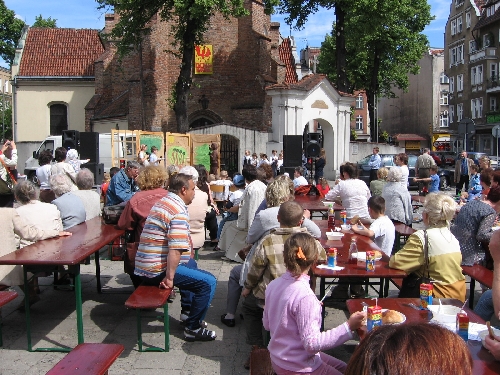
left=24, top=133, right=129, bottom=183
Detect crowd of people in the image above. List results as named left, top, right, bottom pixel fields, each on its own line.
left=2, top=140, right=500, bottom=373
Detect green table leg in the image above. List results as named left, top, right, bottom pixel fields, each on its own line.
left=69, top=265, right=84, bottom=345
left=164, top=303, right=169, bottom=352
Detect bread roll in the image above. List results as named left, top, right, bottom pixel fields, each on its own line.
left=350, top=215, right=360, bottom=225
left=374, top=250, right=383, bottom=259
left=382, top=310, right=404, bottom=324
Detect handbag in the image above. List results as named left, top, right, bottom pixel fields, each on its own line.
left=102, top=204, right=125, bottom=224
left=0, top=157, right=16, bottom=195
left=398, top=230, right=432, bottom=298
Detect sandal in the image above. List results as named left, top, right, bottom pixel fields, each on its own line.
left=184, top=327, right=217, bottom=342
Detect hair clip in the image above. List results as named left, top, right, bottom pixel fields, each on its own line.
left=296, top=246, right=306, bottom=260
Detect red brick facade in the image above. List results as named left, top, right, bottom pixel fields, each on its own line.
left=87, top=0, right=285, bottom=133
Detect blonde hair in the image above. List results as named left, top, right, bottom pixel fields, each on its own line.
left=136, top=166, right=168, bottom=190
left=266, top=178, right=294, bottom=207
left=377, top=167, right=389, bottom=180
left=423, top=193, right=456, bottom=228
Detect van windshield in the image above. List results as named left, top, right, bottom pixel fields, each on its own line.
left=39, top=140, right=55, bottom=155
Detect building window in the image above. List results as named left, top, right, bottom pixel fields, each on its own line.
left=492, top=63, right=498, bottom=80
left=355, top=94, right=363, bottom=109
left=471, top=98, right=483, bottom=119
left=466, top=12, right=471, bottom=28
left=355, top=116, right=363, bottom=130
left=450, top=44, right=464, bottom=66
left=491, top=97, right=497, bottom=111
left=457, top=74, right=464, bottom=91
left=440, top=92, right=449, bottom=105
left=450, top=76, right=455, bottom=93
left=457, top=103, right=463, bottom=121
left=440, top=72, right=449, bottom=84
left=440, top=111, right=449, bottom=127
left=471, top=65, right=483, bottom=85
left=449, top=105, right=455, bottom=123
left=457, top=17, right=463, bottom=33
left=469, top=40, right=476, bottom=53
left=451, top=20, right=457, bottom=35
left=484, top=34, right=493, bottom=47
left=455, top=0, right=464, bottom=6
left=49, top=104, right=68, bottom=136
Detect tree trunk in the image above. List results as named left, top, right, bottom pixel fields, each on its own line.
left=366, top=89, right=375, bottom=142
left=335, top=4, right=350, bottom=93
left=174, top=24, right=196, bottom=133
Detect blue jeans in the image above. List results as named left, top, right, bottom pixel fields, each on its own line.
left=474, top=289, right=494, bottom=322
left=138, top=258, right=217, bottom=330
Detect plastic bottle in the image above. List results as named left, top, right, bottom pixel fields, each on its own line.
left=348, top=238, right=358, bottom=264
left=328, top=204, right=335, bottom=228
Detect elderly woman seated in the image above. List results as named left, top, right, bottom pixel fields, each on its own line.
left=71, top=168, right=101, bottom=221
left=390, top=193, right=466, bottom=301
left=382, top=168, right=412, bottom=226
left=50, top=174, right=86, bottom=230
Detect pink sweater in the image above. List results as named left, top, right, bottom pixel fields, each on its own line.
left=263, top=272, right=352, bottom=373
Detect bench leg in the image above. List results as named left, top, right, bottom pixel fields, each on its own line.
left=195, top=248, right=199, bottom=261
left=135, top=304, right=169, bottom=352
left=136, top=309, right=143, bottom=352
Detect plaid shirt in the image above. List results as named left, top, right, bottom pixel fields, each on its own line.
left=244, top=227, right=326, bottom=300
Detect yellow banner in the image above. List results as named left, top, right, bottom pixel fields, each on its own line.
left=194, top=45, right=213, bottom=74
left=405, top=140, right=421, bottom=149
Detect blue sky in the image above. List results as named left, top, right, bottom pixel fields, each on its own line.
left=3, top=0, right=450, bottom=68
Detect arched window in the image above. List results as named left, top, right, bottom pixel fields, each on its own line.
left=50, top=104, right=68, bottom=135
left=190, top=117, right=215, bottom=129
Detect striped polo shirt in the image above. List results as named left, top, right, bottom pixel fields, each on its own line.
left=134, top=192, right=193, bottom=278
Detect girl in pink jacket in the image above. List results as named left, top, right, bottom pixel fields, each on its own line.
left=263, top=233, right=365, bottom=375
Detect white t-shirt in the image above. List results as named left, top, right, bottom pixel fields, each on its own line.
left=36, top=164, right=52, bottom=190
left=229, top=189, right=244, bottom=206
left=369, top=215, right=395, bottom=257
left=293, top=175, right=308, bottom=188
left=398, top=165, right=409, bottom=189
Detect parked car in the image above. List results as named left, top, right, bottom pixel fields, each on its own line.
left=356, top=154, right=452, bottom=190
left=466, top=152, right=487, bottom=166
left=438, top=151, right=457, bottom=166
left=429, top=152, right=445, bottom=166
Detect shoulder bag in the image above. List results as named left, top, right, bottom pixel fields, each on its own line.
left=0, top=157, right=17, bottom=195
left=102, top=204, right=125, bottom=224
left=398, top=230, right=432, bottom=298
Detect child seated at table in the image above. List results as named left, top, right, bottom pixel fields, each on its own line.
left=351, top=196, right=395, bottom=257
left=263, top=232, right=366, bottom=375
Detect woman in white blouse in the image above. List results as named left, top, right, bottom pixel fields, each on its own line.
left=395, top=153, right=409, bottom=190
left=325, top=162, right=370, bottom=220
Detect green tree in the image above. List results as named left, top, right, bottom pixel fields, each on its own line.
left=271, top=0, right=432, bottom=140
left=97, top=0, right=249, bottom=133
left=32, top=15, right=57, bottom=28
left=0, top=0, right=26, bottom=66
left=1, top=106, right=12, bottom=141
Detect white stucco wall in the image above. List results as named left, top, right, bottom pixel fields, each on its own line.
left=266, top=78, right=353, bottom=180
left=14, top=80, right=95, bottom=142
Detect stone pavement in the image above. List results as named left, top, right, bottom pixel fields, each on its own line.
left=0, top=240, right=389, bottom=375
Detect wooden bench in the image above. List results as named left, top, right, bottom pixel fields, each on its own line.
left=250, top=347, right=275, bottom=375
left=462, top=264, right=493, bottom=309
left=0, top=290, right=18, bottom=346
left=124, top=285, right=173, bottom=352
left=46, top=343, right=124, bottom=375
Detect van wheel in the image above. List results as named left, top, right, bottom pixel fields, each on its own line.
left=439, top=176, right=449, bottom=190
left=28, top=171, right=38, bottom=185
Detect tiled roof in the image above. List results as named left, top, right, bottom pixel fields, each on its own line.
left=278, top=38, right=298, bottom=84
left=92, top=90, right=129, bottom=120
left=473, top=5, right=500, bottom=30
left=18, top=28, right=104, bottom=77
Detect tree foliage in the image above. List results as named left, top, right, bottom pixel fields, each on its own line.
left=97, top=0, right=249, bottom=133
left=33, top=15, right=57, bottom=28
left=0, top=0, right=26, bottom=66
left=268, top=0, right=432, bottom=140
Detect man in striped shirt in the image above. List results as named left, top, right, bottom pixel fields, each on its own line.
left=134, top=173, right=217, bottom=341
